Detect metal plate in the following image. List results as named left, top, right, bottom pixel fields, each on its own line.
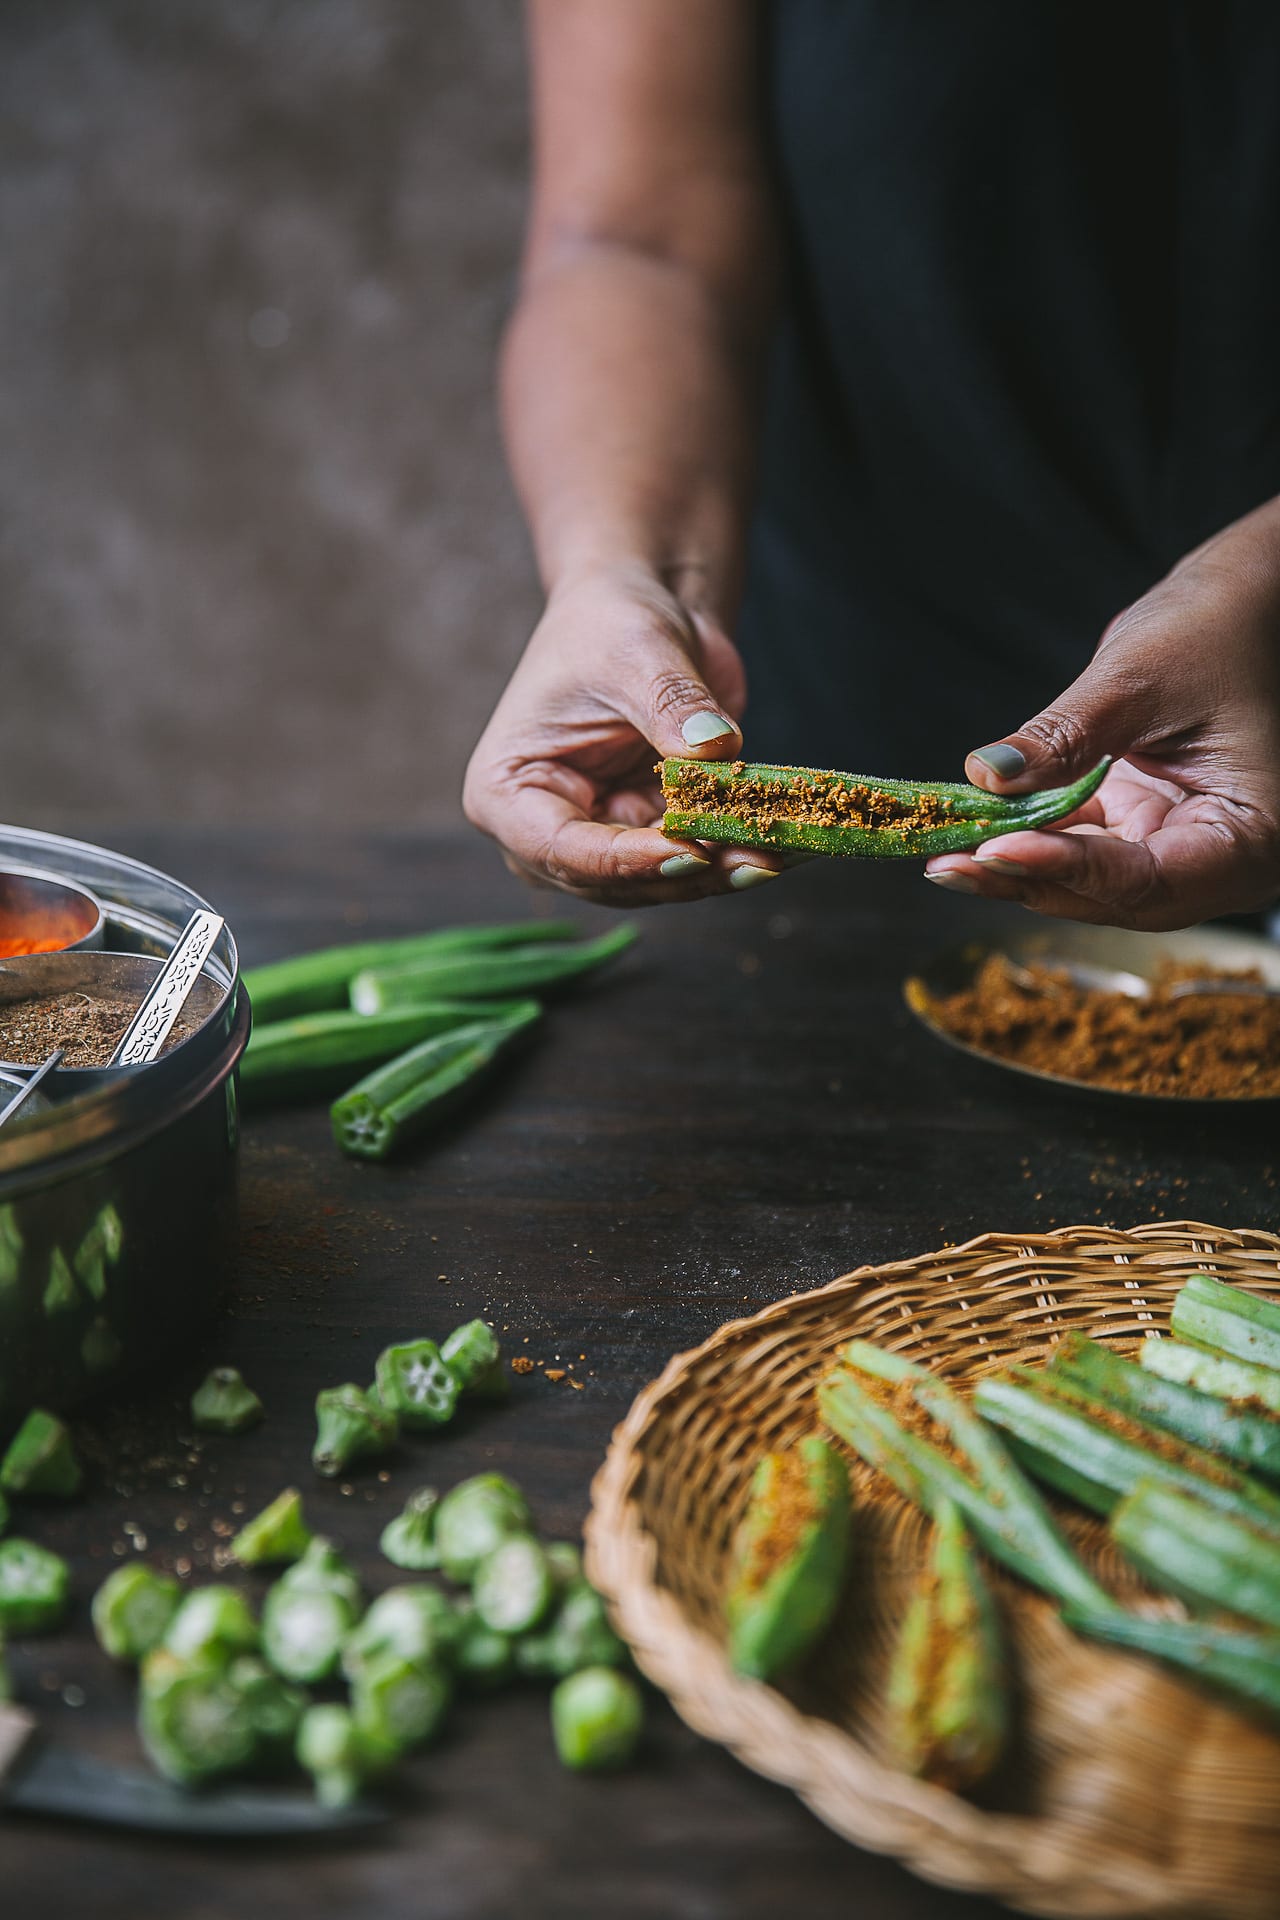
left=903, top=921, right=1280, bottom=1104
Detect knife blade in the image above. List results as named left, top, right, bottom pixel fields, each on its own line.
left=0, top=1706, right=386, bottom=1836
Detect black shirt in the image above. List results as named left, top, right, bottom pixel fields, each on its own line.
left=738, top=1, right=1280, bottom=773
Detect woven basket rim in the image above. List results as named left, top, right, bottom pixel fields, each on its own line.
left=586, top=1222, right=1280, bottom=1920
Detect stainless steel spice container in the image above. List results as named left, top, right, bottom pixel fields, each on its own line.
left=0, top=826, right=249, bottom=1415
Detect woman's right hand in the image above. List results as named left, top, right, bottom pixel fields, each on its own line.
left=463, top=564, right=786, bottom=904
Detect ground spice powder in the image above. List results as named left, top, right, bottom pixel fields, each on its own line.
left=0, top=992, right=200, bottom=1069
left=663, top=762, right=957, bottom=838
left=925, top=956, right=1280, bottom=1099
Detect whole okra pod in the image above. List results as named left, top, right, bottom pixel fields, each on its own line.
left=1170, top=1273, right=1280, bottom=1375
left=724, top=1436, right=851, bottom=1680
left=660, top=757, right=1110, bottom=860
left=1062, top=1607, right=1280, bottom=1721
left=885, top=1498, right=1008, bottom=1791
left=348, top=925, right=636, bottom=1015
left=330, top=1007, right=541, bottom=1163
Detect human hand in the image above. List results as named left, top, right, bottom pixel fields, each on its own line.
left=463, top=564, right=786, bottom=903
left=925, top=502, right=1280, bottom=929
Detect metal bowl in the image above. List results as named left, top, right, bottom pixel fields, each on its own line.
left=903, top=920, right=1280, bottom=1105
left=0, top=826, right=249, bottom=1415
left=0, top=865, right=104, bottom=957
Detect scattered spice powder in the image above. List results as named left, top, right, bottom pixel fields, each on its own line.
left=0, top=991, right=201, bottom=1069
left=662, top=761, right=957, bottom=839
left=922, top=955, right=1280, bottom=1099
left=510, top=1356, right=534, bottom=1376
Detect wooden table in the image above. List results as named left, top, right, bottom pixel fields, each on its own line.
left=9, top=829, right=1272, bottom=1920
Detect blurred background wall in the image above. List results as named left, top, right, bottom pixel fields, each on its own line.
left=0, top=0, right=537, bottom=830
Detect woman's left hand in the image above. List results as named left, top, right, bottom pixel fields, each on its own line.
left=925, top=498, right=1280, bottom=930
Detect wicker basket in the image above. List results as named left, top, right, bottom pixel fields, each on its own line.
left=587, top=1224, right=1280, bottom=1920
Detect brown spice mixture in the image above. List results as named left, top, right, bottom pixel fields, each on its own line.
left=742, top=1447, right=818, bottom=1592
left=925, top=955, right=1280, bottom=1099
left=0, top=991, right=200, bottom=1069
left=663, top=762, right=958, bottom=838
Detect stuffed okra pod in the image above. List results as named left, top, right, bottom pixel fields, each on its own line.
left=818, top=1342, right=1114, bottom=1614
left=1140, top=1337, right=1280, bottom=1415
left=885, top=1498, right=1009, bottom=1791
left=974, top=1368, right=1280, bottom=1533
left=1109, top=1481, right=1280, bottom=1630
left=660, top=756, right=1110, bottom=859
left=724, top=1436, right=852, bottom=1680
left=1170, top=1273, right=1280, bottom=1375
left=1062, top=1607, right=1280, bottom=1721
left=1047, top=1332, right=1280, bottom=1480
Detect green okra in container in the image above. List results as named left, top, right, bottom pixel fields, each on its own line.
left=330, top=1005, right=541, bottom=1162
left=885, top=1498, right=1008, bottom=1791
left=724, top=1435, right=851, bottom=1680
left=1170, top=1273, right=1280, bottom=1375
left=1062, top=1607, right=1280, bottom=1721
left=660, top=757, right=1110, bottom=859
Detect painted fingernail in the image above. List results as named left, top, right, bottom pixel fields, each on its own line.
left=924, top=870, right=979, bottom=895
left=729, top=864, right=781, bottom=891
left=970, top=742, right=1026, bottom=780
left=659, top=851, right=712, bottom=878
left=973, top=853, right=1029, bottom=877
left=681, top=711, right=736, bottom=746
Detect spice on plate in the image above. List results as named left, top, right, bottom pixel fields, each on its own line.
left=918, top=955, right=1280, bottom=1098
left=0, top=991, right=202, bottom=1070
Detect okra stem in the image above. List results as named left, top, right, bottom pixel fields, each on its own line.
left=660, top=757, right=1110, bottom=859
left=1062, top=1606, right=1280, bottom=1719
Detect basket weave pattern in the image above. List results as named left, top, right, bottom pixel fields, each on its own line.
left=587, top=1225, right=1280, bottom=1920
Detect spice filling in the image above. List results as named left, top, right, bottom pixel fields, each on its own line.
left=663, top=763, right=956, bottom=837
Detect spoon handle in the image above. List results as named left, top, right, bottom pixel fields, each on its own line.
left=111, top=911, right=225, bottom=1067
left=0, top=1048, right=64, bottom=1129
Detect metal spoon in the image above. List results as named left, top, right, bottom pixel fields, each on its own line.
left=0, top=1048, right=63, bottom=1130
left=109, top=909, right=225, bottom=1067
left=1007, top=957, right=1280, bottom=1001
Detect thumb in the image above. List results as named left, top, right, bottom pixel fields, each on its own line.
left=964, top=647, right=1163, bottom=795
left=617, top=612, right=743, bottom=760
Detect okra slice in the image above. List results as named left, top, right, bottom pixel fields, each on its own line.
left=725, top=1436, right=851, bottom=1680
left=884, top=1499, right=1008, bottom=1791
left=0, top=1537, right=70, bottom=1634
left=1109, top=1480, right=1280, bottom=1630
left=660, top=756, right=1111, bottom=859
left=92, top=1563, right=182, bottom=1662
left=347, top=926, right=635, bottom=1014
left=1063, top=1607, right=1280, bottom=1720
left=350, top=1651, right=452, bottom=1754
left=374, top=1341, right=460, bottom=1431
left=191, top=1366, right=264, bottom=1434
left=340, top=1584, right=461, bottom=1681
left=164, top=1585, right=259, bottom=1661
left=295, top=1702, right=387, bottom=1809
left=262, top=1583, right=357, bottom=1685
left=543, top=1581, right=627, bottom=1678
left=472, top=1535, right=555, bottom=1636
left=545, top=1542, right=583, bottom=1591
left=0, top=1408, right=82, bottom=1499
left=43, top=1248, right=77, bottom=1316
left=551, top=1666, right=643, bottom=1772
left=379, top=1487, right=441, bottom=1571
left=440, top=1319, right=506, bottom=1396
left=1048, top=1332, right=1280, bottom=1479
left=434, top=1474, right=532, bottom=1583
left=226, top=1653, right=309, bottom=1754
left=231, top=1487, right=312, bottom=1567
left=280, top=1536, right=363, bottom=1607
left=1140, top=1337, right=1280, bottom=1416
left=451, top=1599, right=516, bottom=1690
left=138, top=1654, right=258, bottom=1787
left=312, top=1383, right=398, bottom=1477
left=1172, top=1274, right=1280, bottom=1375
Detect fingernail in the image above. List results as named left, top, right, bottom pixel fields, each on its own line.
left=973, top=853, right=1029, bottom=877
left=681, top=711, right=735, bottom=747
left=659, top=851, right=711, bottom=878
left=924, top=870, right=979, bottom=895
left=970, top=742, right=1026, bottom=780
left=729, top=864, right=780, bottom=891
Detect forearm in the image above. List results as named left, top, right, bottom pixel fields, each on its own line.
left=501, top=240, right=772, bottom=620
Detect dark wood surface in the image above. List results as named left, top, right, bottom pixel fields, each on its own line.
left=8, top=828, right=1274, bottom=1920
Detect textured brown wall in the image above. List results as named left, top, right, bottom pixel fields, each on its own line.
left=0, top=0, right=538, bottom=830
